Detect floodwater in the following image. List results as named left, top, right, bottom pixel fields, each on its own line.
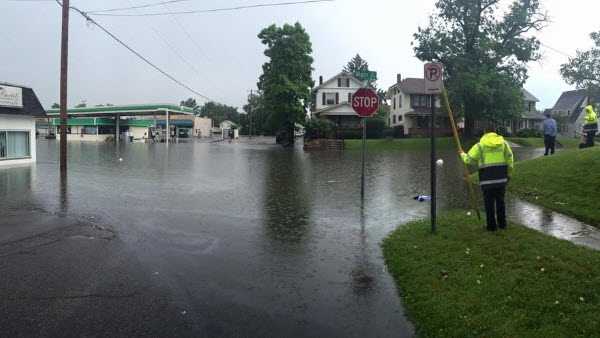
left=1, top=138, right=598, bottom=336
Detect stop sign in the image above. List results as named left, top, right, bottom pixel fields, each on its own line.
left=352, top=88, right=379, bottom=117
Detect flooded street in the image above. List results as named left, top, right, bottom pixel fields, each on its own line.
left=1, top=139, right=598, bottom=336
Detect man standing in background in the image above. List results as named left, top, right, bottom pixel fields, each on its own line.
left=543, top=112, right=558, bottom=156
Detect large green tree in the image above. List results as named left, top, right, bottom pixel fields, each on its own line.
left=413, top=0, right=547, bottom=135
left=257, top=22, right=314, bottom=146
left=199, top=101, right=240, bottom=125
left=561, top=31, right=600, bottom=96
left=343, top=54, right=369, bottom=74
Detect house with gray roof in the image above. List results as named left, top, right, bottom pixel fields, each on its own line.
left=0, top=82, right=46, bottom=166
left=386, top=74, right=450, bottom=137
left=550, top=89, right=600, bottom=137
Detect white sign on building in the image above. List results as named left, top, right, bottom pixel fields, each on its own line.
left=0, top=85, right=23, bottom=108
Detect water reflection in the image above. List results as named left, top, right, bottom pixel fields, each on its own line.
left=509, top=198, right=600, bottom=250
left=262, top=150, right=312, bottom=245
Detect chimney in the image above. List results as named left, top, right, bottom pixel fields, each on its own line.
left=319, top=76, right=323, bottom=85
left=397, top=73, right=402, bottom=84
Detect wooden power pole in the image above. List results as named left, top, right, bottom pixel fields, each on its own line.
left=59, top=0, right=70, bottom=175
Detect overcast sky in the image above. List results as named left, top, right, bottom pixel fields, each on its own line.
left=1, top=0, right=598, bottom=110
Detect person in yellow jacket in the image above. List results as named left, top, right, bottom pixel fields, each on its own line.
left=461, top=127, right=514, bottom=231
left=581, top=104, right=598, bottom=148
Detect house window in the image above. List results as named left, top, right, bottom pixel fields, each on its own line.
left=393, top=115, right=397, bottom=124
left=398, top=115, right=403, bottom=122
left=411, top=95, right=430, bottom=108
left=398, top=95, right=402, bottom=108
left=393, top=98, right=396, bottom=110
left=348, top=93, right=352, bottom=103
left=324, top=93, right=337, bottom=105
left=338, top=78, right=350, bottom=87
left=0, top=131, right=31, bottom=160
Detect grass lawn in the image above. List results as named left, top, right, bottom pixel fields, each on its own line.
left=507, top=137, right=581, bottom=149
left=510, top=147, right=600, bottom=226
left=344, top=137, right=458, bottom=151
left=382, top=212, right=600, bottom=338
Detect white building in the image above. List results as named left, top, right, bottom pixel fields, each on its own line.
left=312, top=72, right=367, bottom=127
left=0, top=83, right=45, bottom=166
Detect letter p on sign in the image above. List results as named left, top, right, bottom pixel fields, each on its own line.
left=424, top=63, right=444, bottom=94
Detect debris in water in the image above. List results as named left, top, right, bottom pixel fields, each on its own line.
left=181, top=310, right=187, bottom=315
left=119, top=158, right=123, bottom=162
left=436, top=159, right=444, bottom=167
left=467, top=211, right=472, bottom=216
left=414, top=195, right=431, bottom=202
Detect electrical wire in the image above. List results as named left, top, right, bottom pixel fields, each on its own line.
left=60, top=1, right=214, bottom=101
left=88, top=0, right=335, bottom=17
left=87, top=0, right=193, bottom=14
left=540, top=42, right=573, bottom=58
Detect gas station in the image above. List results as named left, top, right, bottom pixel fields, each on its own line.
left=44, top=104, right=199, bottom=143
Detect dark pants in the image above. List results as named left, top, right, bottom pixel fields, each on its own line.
left=482, top=186, right=506, bottom=231
left=544, top=135, right=556, bottom=155
left=579, top=132, right=597, bottom=149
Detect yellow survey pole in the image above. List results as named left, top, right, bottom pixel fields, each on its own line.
left=441, top=88, right=481, bottom=220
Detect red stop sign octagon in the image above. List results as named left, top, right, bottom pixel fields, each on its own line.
left=352, top=88, right=379, bottom=117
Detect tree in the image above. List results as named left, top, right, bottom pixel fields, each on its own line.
left=343, top=54, right=377, bottom=87
left=180, top=98, right=200, bottom=114
left=243, top=91, right=272, bottom=136
left=257, top=22, right=314, bottom=146
left=561, top=31, right=600, bottom=96
left=51, top=103, right=60, bottom=109
left=343, top=54, right=369, bottom=74
left=199, top=101, right=240, bottom=125
left=413, top=0, right=548, bottom=136
left=75, top=100, right=87, bottom=108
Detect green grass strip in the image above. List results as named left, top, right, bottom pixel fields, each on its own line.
left=510, top=147, right=600, bottom=226
left=382, top=212, right=600, bottom=338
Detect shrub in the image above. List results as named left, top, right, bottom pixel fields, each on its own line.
left=516, top=128, right=542, bottom=138
left=304, top=119, right=336, bottom=140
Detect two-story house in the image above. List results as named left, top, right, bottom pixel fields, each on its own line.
left=386, top=74, right=448, bottom=137
left=487, top=89, right=543, bottom=135
left=550, top=89, right=600, bottom=137
left=312, top=72, right=367, bottom=128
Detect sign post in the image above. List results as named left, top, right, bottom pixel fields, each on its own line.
left=424, top=63, right=443, bottom=233
left=351, top=88, right=379, bottom=200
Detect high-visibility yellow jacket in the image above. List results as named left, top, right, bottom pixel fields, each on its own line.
left=584, top=105, right=598, bottom=125
left=461, top=132, right=514, bottom=188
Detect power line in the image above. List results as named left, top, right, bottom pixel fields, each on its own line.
left=62, top=2, right=214, bottom=101
left=123, top=0, right=216, bottom=103
left=540, top=42, right=573, bottom=58
left=88, top=0, right=335, bottom=17
left=88, top=0, right=192, bottom=14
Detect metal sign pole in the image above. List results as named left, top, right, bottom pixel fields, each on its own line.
left=430, top=94, right=437, bottom=233
left=361, top=117, right=366, bottom=199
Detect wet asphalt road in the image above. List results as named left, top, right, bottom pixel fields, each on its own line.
left=1, top=138, right=597, bottom=337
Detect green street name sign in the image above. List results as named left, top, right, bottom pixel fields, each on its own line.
left=354, top=70, right=378, bottom=82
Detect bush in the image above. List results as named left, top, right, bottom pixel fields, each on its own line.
left=304, top=119, right=336, bottom=140
left=382, top=126, right=405, bottom=139
left=366, top=118, right=385, bottom=139
left=516, top=128, right=542, bottom=138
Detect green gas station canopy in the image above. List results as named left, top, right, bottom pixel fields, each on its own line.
left=46, top=104, right=194, bottom=117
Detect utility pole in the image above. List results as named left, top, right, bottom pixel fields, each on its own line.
left=249, top=89, right=253, bottom=138
left=59, top=0, right=70, bottom=175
